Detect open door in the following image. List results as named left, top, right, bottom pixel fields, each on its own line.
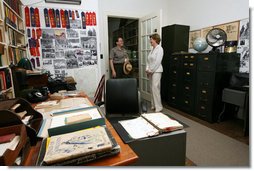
left=139, top=11, right=162, bottom=101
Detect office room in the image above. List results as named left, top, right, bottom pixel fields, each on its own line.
left=0, top=0, right=251, bottom=168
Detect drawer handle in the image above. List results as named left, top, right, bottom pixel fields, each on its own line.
left=184, top=63, right=188, bottom=66
left=202, top=82, right=209, bottom=86
left=185, top=86, right=190, bottom=90
left=190, top=56, right=194, bottom=59
left=174, top=57, right=177, bottom=60
left=201, top=106, right=206, bottom=110
left=202, top=90, right=207, bottom=94
left=185, top=56, right=189, bottom=59
left=173, top=71, right=177, bottom=74
left=186, top=72, right=190, bottom=75
left=172, top=84, right=176, bottom=87
left=185, top=101, right=189, bottom=104
left=172, top=96, right=176, bottom=99
left=204, top=57, right=209, bottom=61
left=189, top=63, right=194, bottom=66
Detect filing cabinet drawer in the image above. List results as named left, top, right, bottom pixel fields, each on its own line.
left=170, top=56, right=180, bottom=67
left=196, top=101, right=212, bottom=119
left=168, top=94, right=178, bottom=107
left=196, top=72, right=215, bottom=89
left=169, top=67, right=179, bottom=78
left=183, top=69, right=195, bottom=81
left=183, top=62, right=195, bottom=69
left=180, top=96, right=195, bottom=114
left=197, top=55, right=216, bottom=71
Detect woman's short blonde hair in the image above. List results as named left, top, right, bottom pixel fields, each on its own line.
left=150, top=33, right=161, bottom=44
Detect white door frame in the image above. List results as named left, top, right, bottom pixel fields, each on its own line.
left=101, top=11, right=141, bottom=80
left=139, top=10, right=162, bottom=101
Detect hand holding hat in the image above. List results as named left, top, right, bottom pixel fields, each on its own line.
left=123, top=61, right=133, bottom=75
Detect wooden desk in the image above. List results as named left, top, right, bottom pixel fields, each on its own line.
left=23, top=95, right=138, bottom=166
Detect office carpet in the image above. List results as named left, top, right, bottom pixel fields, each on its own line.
left=161, top=107, right=250, bottom=166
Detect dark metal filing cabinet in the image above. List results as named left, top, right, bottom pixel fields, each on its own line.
left=167, top=53, right=240, bottom=122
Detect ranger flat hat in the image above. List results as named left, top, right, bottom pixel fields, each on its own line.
left=123, top=61, right=133, bottom=75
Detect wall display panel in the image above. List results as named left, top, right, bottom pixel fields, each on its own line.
left=237, top=18, right=249, bottom=73
left=24, top=6, right=98, bottom=78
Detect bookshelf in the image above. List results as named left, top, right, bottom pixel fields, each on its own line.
left=0, top=0, right=27, bottom=99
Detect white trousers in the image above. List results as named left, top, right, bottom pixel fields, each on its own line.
left=149, top=72, right=163, bottom=112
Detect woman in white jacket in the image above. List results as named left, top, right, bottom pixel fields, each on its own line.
left=146, top=33, right=163, bottom=112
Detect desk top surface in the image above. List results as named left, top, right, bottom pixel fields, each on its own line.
left=24, top=94, right=138, bottom=166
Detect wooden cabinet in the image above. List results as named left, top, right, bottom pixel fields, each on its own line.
left=0, top=0, right=26, bottom=99
left=167, top=53, right=240, bottom=122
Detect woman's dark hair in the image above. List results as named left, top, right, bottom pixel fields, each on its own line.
left=149, top=33, right=161, bottom=44
left=115, top=37, right=123, bottom=44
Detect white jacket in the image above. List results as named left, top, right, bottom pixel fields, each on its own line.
left=146, top=45, right=163, bottom=73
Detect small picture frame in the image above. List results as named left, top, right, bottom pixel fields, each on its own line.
left=189, top=30, right=201, bottom=49
left=201, top=27, right=213, bottom=39
left=214, top=21, right=240, bottom=41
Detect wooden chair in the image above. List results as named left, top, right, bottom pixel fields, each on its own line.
left=93, top=74, right=105, bottom=106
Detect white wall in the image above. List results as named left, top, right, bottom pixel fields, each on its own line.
left=163, top=0, right=249, bottom=31
left=21, top=0, right=100, bottom=97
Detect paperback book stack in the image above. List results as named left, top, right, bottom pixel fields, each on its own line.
left=36, top=126, right=120, bottom=166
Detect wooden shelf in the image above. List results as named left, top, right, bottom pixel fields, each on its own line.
left=0, top=87, right=12, bottom=94
left=2, top=1, right=23, bottom=21
left=0, top=42, right=6, bottom=46
left=0, top=18, right=4, bottom=23
left=8, top=44, right=26, bottom=51
left=5, top=23, right=25, bottom=35
left=0, top=65, right=8, bottom=70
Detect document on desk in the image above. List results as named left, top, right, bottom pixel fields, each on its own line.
left=50, top=108, right=102, bottom=129
left=118, top=117, right=159, bottom=139
left=0, top=136, right=20, bottom=156
left=141, top=113, right=183, bottom=132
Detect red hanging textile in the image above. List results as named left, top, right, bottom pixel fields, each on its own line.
left=60, top=9, right=66, bottom=28
left=25, top=6, right=30, bottom=27
left=34, top=8, right=41, bottom=27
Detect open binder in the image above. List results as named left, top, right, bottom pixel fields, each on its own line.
left=113, top=112, right=183, bottom=143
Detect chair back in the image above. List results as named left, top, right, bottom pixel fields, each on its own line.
left=105, top=78, right=139, bottom=115
left=94, top=74, right=105, bottom=104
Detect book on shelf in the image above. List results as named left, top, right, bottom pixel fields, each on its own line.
left=118, top=112, right=184, bottom=140
left=0, top=70, right=6, bottom=90
left=37, top=126, right=118, bottom=166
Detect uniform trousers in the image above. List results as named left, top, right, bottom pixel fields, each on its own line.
left=149, top=72, right=163, bottom=112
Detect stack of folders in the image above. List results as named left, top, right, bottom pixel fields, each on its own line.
left=36, top=126, right=120, bottom=166
left=118, top=112, right=183, bottom=140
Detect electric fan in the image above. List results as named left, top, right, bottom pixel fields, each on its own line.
left=206, top=28, right=227, bottom=52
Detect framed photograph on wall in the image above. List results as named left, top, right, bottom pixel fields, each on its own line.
left=201, top=27, right=213, bottom=39
left=214, top=21, right=239, bottom=41
left=237, top=18, right=249, bottom=73
left=189, top=30, right=201, bottom=49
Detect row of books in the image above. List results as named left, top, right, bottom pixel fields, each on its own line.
left=8, top=47, right=25, bottom=65
left=4, top=0, right=21, bottom=17
left=4, top=6, right=18, bottom=29
left=0, top=68, right=12, bottom=91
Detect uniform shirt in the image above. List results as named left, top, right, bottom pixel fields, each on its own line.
left=146, top=45, right=163, bottom=73
left=110, top=47, right=128, bottom=64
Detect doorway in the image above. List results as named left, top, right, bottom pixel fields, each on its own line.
left=108, top=17, right=139, bottom=86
